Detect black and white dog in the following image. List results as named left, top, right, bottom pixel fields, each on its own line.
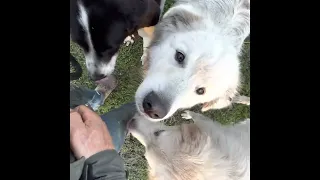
left=70, top=0, right=165, bottom=81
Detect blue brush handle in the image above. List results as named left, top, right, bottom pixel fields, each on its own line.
left=100, top=102, right=136, bottom=152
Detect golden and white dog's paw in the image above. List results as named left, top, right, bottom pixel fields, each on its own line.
left=232, top=95, right=250, bottom=105
left=123, top=34, right=135, bottom=46
left=181, top=110, right=193, bottom=119
left=140, top=52, right=148, bottom=65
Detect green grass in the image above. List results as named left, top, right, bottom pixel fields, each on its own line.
left=70, top=1, right=250, bottom=179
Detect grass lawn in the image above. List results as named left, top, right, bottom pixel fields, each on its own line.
left=70, top=0, right=250, bottom=179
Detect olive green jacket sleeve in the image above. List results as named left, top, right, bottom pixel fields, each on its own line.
left=70, top=157, right=86, bottom=180
left=70, top=150, right=127, bottom=180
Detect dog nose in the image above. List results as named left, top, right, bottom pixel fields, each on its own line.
left=142, top=91, right=168, bottom=119
left=90, top=73, right=107, bottom=81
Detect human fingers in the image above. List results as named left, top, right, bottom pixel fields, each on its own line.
left=76, top=105, right=101, bottom=124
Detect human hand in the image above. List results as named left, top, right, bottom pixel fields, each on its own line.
left=70, top=105, right=114, bottom=159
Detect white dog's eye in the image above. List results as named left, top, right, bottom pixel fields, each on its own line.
left=154, top=130, right=165, bottom=136
left=196, top=88, right=205, bottom=95
left=175, top=51, right=185, bottom=64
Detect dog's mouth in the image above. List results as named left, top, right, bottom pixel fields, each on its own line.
left=126, top=118, right=136, bottom=131
left=136, top=103, right=144, bottom=114
left=95, top=75, right=113, bottom=84
left=94, top=75, right=117, bottom=93
left=135, top=101, right=171, bottom=121
left=135, top=103, right=153, bottom=120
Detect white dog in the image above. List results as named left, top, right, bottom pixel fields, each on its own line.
left=128, top=110, right=250, bottom=180
left=135, top=0, right=250, bottom=121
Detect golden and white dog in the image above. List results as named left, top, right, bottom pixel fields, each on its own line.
left=135, top=0, right=250, bottom=121
left=128, top=110, right=250, bottom=180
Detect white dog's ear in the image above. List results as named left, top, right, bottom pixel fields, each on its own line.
left=150, top=9, right=201, bottom=48
left=228, top=0, right=250, bottom=50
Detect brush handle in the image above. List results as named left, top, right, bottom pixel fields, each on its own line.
left=100, top=102, right=136, bottom=152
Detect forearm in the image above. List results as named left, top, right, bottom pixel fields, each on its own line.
left=81, top=150, right=127, bottom=180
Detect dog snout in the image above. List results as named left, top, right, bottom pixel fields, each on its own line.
left=90, top=73, right=107, bottom=81
left=142, top=91, right=168, bottom=119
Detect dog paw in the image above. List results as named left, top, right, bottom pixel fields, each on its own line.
left=232, top=95, right=250, bottom=105
left=123, top=35, right=135, bottom=46
left=140, top=52, right=147, bottom=65
left=181, top=110, right=193, bottom=119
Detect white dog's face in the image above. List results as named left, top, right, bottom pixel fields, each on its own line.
left=135, top=31, right=240, bottom=121
left=128, top=113, right=181, bottom=149
left=128, top=113, right=209, bottom=179
left=128, top=113, right=196, bottom=166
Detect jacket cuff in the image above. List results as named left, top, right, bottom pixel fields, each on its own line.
left=70, top=157, right=85, bottom=180
left=82, top=150, right=127, bottom=180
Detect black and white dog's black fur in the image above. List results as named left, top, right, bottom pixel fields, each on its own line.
left=70, top=0, right=165, bottom=81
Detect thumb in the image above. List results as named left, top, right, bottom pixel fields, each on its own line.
left=75, top=105, right=96, bottom=123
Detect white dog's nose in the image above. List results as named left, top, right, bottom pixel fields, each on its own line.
left=142, top=91, right=168, bottom=119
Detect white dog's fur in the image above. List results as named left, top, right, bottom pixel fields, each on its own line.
left=129, top=110, right=250, bottom=180
left=135, top=0, right=250, bottom=121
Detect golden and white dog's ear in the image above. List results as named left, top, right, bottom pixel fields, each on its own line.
left=180, top=124, right=202, bottom=145
left=179, top=122, right=211, bottom=155
left=180, top=110, right=204, bottom=143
